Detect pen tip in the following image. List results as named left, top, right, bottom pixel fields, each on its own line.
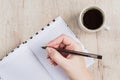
left=41, top=46, right=47, bottom=49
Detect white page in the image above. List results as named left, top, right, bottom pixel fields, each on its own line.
left=0, top=16, right=95, bottom=80
left=0, top=44, right=51, bottom=80
left=27, top=16, right=95, bottom=80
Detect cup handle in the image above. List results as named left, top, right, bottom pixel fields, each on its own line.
left=104, top=25, right=110, bottom=31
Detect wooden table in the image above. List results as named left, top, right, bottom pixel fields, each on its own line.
left=0, top=0, right=120, bottom=80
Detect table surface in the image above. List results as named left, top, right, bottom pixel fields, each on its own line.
left=0, top=0, right=120, bottom=80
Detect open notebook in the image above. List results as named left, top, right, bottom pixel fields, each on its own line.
left=0, top=16, right=95, bottom=80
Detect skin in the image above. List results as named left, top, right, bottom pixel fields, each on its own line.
left=46, top=34, right=92, bottom=80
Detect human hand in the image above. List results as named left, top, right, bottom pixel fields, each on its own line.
left=46, top=34, right=92, bottom=80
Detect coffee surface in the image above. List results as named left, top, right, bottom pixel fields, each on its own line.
left=83, top=8, right=103, bottom=30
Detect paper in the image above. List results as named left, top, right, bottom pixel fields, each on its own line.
left=0, top=44, right=51, bottom=80
left=0, top=16, right=95, bottom=80
left=27, top=16, right=95, bottom=80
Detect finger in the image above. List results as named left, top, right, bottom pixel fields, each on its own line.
left=59, top=43, right=65, bottom=49
left=47, top=34, right=76, bottom=47
left=47, top=54, right=58, bottom=66
left=50, top=60, right=58, bottom=66
left=46, top=47, right=67, bottom=67
left=46, top=54, right=50, bottom=59
left=50, top=60, right=55, bottom=65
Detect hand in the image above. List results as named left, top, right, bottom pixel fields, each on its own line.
left=46, top=34, right=92, bottom=80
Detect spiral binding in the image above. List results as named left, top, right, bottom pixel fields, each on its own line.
left=0, top=19, right=56, bottom=61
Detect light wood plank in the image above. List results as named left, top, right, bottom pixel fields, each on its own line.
left=0, top=0, right=120, bottom=80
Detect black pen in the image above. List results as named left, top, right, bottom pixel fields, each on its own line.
left=42, top=46, right=102, bottom=59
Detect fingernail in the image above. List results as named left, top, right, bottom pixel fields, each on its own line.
left=47, top=48, right=52, bottom=54
left=46, top=55, right=50, bottom=59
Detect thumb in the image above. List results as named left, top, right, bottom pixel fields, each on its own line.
left=46, top=47, right=67, bottom=66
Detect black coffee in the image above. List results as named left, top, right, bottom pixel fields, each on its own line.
left=83, top=8, right=103, bottom=30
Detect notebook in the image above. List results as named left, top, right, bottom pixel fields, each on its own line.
left=0, top=16, right=95, bottom=80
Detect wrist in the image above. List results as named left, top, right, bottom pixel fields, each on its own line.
left=70, top=69, right=92, bottom=80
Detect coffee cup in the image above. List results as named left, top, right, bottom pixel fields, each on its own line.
left=78, top=6, right=109, bottom=33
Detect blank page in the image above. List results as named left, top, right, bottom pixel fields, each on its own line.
left=0, top=16, right=95, bottom=80
left=27, top=16, right=95, bottom=80
left=0, top=44, right=51, bottom=80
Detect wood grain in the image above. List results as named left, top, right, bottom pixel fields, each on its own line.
left=0, top=0, right=120, bottom=80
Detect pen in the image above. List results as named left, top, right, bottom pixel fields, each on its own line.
left=42, top=46, right=102, bottom=59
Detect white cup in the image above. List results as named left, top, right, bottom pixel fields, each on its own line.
left=78, top=6, right=110, bottom=33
